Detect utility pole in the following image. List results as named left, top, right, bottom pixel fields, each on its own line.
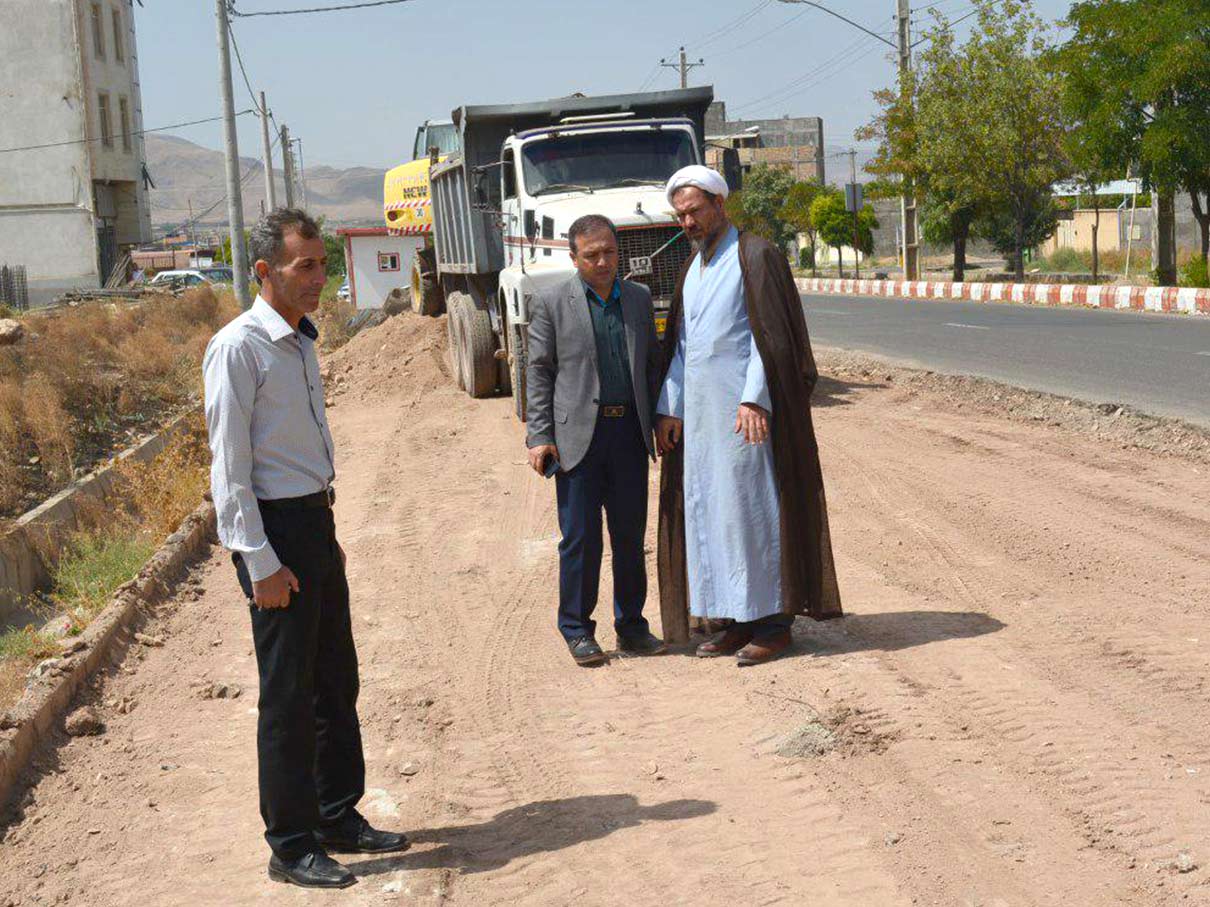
left=215, top=0, right=251, bottom=308
left=660, top=46, right=705, bottom=89
left=848, top=149, right=861, bottom=279
left=259, top=91, right=277, bottom=211
left=294, top=138, right=307, bottom=210
left=187, top=198, right=197, bottom=267
left=896, top=0, right=920, bottom=280
left=280, top=124, right=295, bottom=207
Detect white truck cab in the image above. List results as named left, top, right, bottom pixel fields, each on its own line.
left=427, top=87, right=714, bottom=420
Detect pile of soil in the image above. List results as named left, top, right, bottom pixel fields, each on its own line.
left=320, top=312, right=450, bottom=407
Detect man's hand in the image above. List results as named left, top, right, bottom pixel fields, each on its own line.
left=252, top=565, right=300, bottom=609
left=735, top=403, right=770, bottom=445
left=528, top=444, right=559, bottom=476
left=656, top=416, right=683, bottom=455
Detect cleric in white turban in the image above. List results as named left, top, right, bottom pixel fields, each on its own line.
left=664, top=164, right=730, bottom=206
left=655, top=157, right=842, bottom=666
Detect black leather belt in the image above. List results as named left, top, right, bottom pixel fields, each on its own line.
left=600, top=405, right=628, bottom=418
left=258, top=487, right=335, bottom=511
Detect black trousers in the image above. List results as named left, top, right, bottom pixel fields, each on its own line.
left=233, top=503, right=365, bottom=860
left=554, top=410, right=651, bottom=642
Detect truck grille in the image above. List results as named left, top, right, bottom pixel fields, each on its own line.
left=618, top=225, right=691, bottom=306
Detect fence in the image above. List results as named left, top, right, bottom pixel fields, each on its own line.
left=0, top=265, right=29, bottom=312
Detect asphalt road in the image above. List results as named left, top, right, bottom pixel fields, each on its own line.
left=802, top=292, right=1210, bottom=428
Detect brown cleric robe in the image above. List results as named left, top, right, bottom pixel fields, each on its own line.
left=656, top=229, right=842, bottom=643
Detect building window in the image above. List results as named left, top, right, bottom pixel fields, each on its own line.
left=91, top=4, right=105, bottom=59
left=98, top=93, right=113, bottom=148
left=112, top=8, right=124, bottom=63
left=378, top=252, right=400, bottom=272
left=119, top=97, right=131, bottom=153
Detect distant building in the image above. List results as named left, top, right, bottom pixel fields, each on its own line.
left=338, top=228, right=423, bottom=310
left=705, top=101, right=826, bottom=185
left=0, top=0, right=152, bottom=305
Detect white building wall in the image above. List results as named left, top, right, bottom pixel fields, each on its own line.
left=347, top=234, right=422, bottom=309
left=0, top=0, right=149, bottom=304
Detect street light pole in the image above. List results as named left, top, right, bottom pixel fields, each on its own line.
left=215, top=0, right=250, bottom=309
left=896, top=0, right=920, bottom=280
left=259, top=91, right=277, bottom=211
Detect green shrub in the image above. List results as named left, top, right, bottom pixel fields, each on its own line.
left=51, top=531, right=155, bottom=629
left=1179, top=255, right=1209, bottom=288
left=1042, top=247, right=1086, bottom=272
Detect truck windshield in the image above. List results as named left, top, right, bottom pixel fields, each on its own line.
left=412, top=122, right=460, bottom=160
left=521, top=129, right=696, bottom=196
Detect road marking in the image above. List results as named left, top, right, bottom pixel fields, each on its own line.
left=1197, top=351, right=1210, bottom=357
left=811, top=308, right=857, bottom=316
left=944, top=322, right=991, bottom=331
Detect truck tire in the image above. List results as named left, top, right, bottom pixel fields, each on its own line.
left=445, top=294, right=467, bottom=390
left=511, top=326, right=528, bottom=422
left=458, top=301, right=498, bottom=399
left=411, top=255, right=443, bottom=316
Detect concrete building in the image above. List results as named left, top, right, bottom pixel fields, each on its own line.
left=0, top=0, right=152, bottom=305
left=705, top=101, right=825, bottom=185
left=338, top=228, right=423, bottom=310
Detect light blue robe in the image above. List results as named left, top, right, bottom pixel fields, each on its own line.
left=656, top=226, right=782, bottom=622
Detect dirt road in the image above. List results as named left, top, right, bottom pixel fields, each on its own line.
left=3, top=312, right=1210, bottom=906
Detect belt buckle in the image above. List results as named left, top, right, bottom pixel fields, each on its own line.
left=602, top=405, right=625, bottom=418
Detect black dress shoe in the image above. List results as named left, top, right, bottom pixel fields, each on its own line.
left=567, top=636, right=608, bottom=666
left=617, top=630, right=668, bottom=656
left=267, top=851, right=356, bottom=889
left=315, top=816, right=410, bottom=854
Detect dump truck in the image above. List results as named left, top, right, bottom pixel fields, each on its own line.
left=426, top=86, right=714, bottom=420
left=382, top=119, right=460, bottom=314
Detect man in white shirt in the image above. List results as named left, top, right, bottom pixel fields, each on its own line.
left=203, top=209, right=407, bottom=889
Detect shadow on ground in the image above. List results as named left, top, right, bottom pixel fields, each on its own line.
left=808, top=609, right=1005, bottom=655
left=812, top=374, right=889, bottom=408
left=351, top=794, right=716, bottom=877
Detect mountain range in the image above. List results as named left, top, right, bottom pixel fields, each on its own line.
left=145, top=134, right=387, bottom=229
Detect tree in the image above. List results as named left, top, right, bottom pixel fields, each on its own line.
left=1054, top=0, right=1210, bottom=282
left=724, top=164, right=797, bottom=249
left=863, top=1, right=1069, bottom=281
left=322, top=232, right=346, bottom=277
left=810, top=190, right=878, bottom=278
left=779, top=180, right=823, bottom=275
left=975, top=188, right=1059, bottom=273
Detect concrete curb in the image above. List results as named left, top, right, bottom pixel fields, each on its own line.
left=796, top=276, right=1210, bottom=316
left=0, top=409, right=199, bottom=622
left=0, top=501, right=216, bottom=813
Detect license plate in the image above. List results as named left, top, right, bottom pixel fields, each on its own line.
left=655, top=314, right=668, bottom=337
left=628, top=255, right=653, bottom=276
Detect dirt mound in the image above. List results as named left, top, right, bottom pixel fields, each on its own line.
left=320, top=311, right=450, bottom=406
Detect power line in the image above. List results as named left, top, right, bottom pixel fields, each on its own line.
left=229, top=0, right=417, bottom=16
left=774, top=0, right=896, bottom=48
left=227, top=22, right=263, bottom=113
left=0, top=111, right=255, bottom=155
left=690, top=0, right=777, bottom=51
left=712, top=8, right=811, bottom=58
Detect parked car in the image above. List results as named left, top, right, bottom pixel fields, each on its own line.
left=148, top=267, right=234, bottom=289
left=337, top=280, right=350, bottom=303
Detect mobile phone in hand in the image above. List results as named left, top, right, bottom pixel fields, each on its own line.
left=543, top=453, right=561, bottom=478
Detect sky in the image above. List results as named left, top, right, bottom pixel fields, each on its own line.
left=132, top=0, right=1074, bottom=174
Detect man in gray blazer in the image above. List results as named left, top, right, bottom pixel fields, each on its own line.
left=526, top=214, right=666, bottom=666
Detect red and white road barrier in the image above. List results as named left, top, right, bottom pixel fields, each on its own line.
left=796, top=276, right=1210, bottom=317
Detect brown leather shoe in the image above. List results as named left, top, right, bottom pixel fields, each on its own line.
left=735, top=630, right=792, bottom=666
left=696, top=626, right=755, bottom=658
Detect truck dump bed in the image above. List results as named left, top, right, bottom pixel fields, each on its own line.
left=429, top=86, right=714, bottom=277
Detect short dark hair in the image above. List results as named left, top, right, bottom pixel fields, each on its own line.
left=248, top=207, right=321, bottom=282
left=567, top=214, right=618, bottom=255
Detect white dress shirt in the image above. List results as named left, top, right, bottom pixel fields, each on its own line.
left=203, top=296, right=336, bottom=582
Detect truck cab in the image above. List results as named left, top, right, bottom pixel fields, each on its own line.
left=426, top=86, right=713, bottom=420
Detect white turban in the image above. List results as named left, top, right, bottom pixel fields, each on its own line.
left=665, top=165, right=729, bottom=205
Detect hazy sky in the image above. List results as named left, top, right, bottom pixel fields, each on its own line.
left=134, top=0, right=1073, bottom=173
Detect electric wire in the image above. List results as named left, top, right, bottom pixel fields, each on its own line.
left=0, top=112, right=255, bottom=155
left=228, top=0, right=417, bottom=16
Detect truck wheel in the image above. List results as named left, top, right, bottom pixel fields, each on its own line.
left=411, top=256, right=443, bottom=316
left=445, top=294, right=467, bottom=390
left=511, top=326, right=528, bottom=422
left=458, top=302, right=498, bottom=399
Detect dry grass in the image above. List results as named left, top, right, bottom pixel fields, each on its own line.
left=110, top=410, right=211, bottom=543
left=0, top=287, right=237, bottom=518
left=316, top=275, right=357, bottom=351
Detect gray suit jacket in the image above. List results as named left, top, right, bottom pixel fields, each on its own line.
left=526, top=275, right=662, bottom=472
